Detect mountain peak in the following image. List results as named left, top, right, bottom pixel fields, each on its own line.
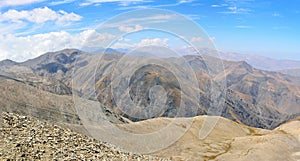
left=0, top=59, right=18, bottom=67
left=47, top=48, right=83, bottom=56
left=238, top=60, right=252, bottom=69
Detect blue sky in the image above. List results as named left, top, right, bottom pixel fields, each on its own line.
left=0, top=0, right=299, bottom=61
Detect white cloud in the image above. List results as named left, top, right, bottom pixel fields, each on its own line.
left=102, top=14, right=177, bottom=29
left=190, top=37, right=203, bottom=43
left=211, top=4, right=221, bottom=7
left=0, top=21, right=26, bottom=35
left=0, top=0, right=44, bottom=8
left=117, top=0, right=195, bottom=10
left=178, top=0, right=194, bottom=4
left=80, top=0, right=151, bottom=6
left=139, top=38, right=168, bottom=46
left=211, top=4, right=228, bottom=7
left=118, top=37, right=131, bottom=42
left=220, top=6, right=252, bottom=14
left=0, top=30, right=115, bottom=62
left=49, top=0, right=75, bottom=5
left=186, top=14, right=203, bottom=20
left=220, top=8, right=252, bottom=14
left=272, top=13, right=283, bottom=18
left=118, top=24, right=144, bottom=32
left=0, top=7, right=82, bottom=24
left=235, top=25, right=253, bottom=29
left=219, top=0, right=253, bottom=14
left=112, top=38, right=168, bottom=49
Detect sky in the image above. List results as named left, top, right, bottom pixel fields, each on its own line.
left=0, top=0, right=299, bottom=62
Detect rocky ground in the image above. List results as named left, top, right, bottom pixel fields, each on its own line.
left=1, top=112, right=300, bottom=161
left=0, top=112, right=169, bottom=160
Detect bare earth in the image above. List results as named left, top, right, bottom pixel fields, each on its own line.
left=118, top=116, right=300, bottom=161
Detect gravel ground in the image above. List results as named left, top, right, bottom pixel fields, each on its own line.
left=0, top=112, right=170, bottom=161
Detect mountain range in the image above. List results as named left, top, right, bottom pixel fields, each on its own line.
left=1, top=48, right=300, bottom=160
left=0, top=49, right=299, bottom=130
left=177, top=47, right=300, bottom=71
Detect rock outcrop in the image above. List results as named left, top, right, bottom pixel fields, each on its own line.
left=0, top=112, right=169, bottom=160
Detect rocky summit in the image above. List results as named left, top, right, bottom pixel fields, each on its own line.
left=0, top=112, right=169, bottom=161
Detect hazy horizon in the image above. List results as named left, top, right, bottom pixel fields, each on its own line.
left=2, top=47, right=300, bottom=63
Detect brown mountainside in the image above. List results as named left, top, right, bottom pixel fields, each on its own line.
left=0, top=49, right=299, bottom=130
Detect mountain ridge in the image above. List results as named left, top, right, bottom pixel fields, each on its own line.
left=0, top=49, right=299, bottom=130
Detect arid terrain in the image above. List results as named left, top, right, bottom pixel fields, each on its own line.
left=119, top=115, right=300, bottom=160
left=0, top=112, right=169, bottom=160
left=0, top=49, right=300, bottom=160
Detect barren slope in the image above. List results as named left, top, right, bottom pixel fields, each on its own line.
left=118, top=116, right=300, bottom=161
left=1, top=49, right=299, bottom=130
left=0, top=112, right=168, bottom=160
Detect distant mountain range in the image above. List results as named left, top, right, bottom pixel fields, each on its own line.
left=173, top=48, right=300, bottom=71
left=278, top=68, right=300, bottom=77
left=220, top=52, right=300, bottom=71
left=0, top=48, right=299, bottom=130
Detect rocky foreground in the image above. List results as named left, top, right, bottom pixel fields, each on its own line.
left=0, top=112, right=169, bottom=160
left=1, top=112, right=300, bottom=161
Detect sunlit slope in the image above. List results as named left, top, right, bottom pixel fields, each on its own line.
left=118, top=115, right=300, bottom=161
